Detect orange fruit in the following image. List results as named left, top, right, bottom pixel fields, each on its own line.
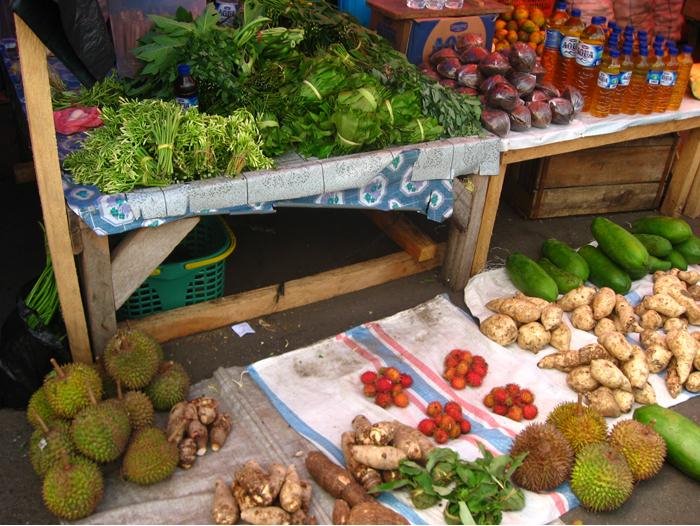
left=518, top=30, right=530, bottom=42
left=536, top=43, right=544, bottom=55
left=530, top=7, right=546, bottom=28
left=520, top=20, right=538, bottom=34
left=527, top=41, right=538, bottom=50
left=529, top=31, right=543, bottom=44
left=506, top=20, right=519, bottom=31
left=506, top=30, right=518, bottom=44
left=513, top=6, right=529, bottom=22
left=500, top=5, right=514, bottom=21
left=495, top=19, right=507, bottom=30
left=495, top=28, right=509, bottom=41
left=495, top=41, right=511, bottom=52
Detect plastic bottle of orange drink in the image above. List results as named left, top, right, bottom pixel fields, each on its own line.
left=589, top=48, right=621, bottom=117
left=653, top=46, right=679, bottom=111
left=541, top=1, right=569, bottom=84
left=556, top=7, right=584, bottom=91
left=667, top=44, right=692, bottom=111
left=610, top=43, right=634, bottom=114
left=639, top=45, right=665, bottom=114
left=620, top=45, right=649, bottom=115
left=574, top=16, right=607, bottom=111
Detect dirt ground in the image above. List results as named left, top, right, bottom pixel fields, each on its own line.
left=1, top=101, right=699, bottom=524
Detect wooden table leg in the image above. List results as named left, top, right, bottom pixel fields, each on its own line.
left=470, top=161, right=508, bottom=276
left=660, top=127, right=700, bottom=217
left=682, top=154, right=700, bottom=219
left=80, top=225, right=117, bottom=356
left=15, top=16, right=92, bottom=363
left=442, top=175, right=489, bottom=290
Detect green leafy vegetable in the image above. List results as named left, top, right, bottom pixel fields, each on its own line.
left=52, top=73, right=128, bottom=110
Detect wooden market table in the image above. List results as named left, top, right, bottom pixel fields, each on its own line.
left=12, top=14, right=700, bottom=363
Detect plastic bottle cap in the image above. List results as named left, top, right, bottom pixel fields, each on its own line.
left=638, top=31, right=648, bottom=37
left=555, top=1, right=567, bottom=9
left=177, top=64, right=191, bottom=76
left=609, top=49, right=620, bottom=58
left=623, top=44, right=633, bottom=52
left=608, top=21, right=618, bottom=29
left=591, top=16, right=606, bottom=25
left=668, top=48, right=679, bottom=56
left=639, top=47, right=648, bottom=56
left=571, top=8, right=581, bottom=17
left=681, top=44, right=693, bottom=53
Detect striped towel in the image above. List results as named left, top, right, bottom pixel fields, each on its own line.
left=248, top=294, right=581, bottom=525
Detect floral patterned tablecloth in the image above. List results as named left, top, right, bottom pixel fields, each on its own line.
left=2, top=38, right=500, bottom=235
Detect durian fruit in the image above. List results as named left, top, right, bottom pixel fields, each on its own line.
left=71, top=390, right=131, bottom=463
left=570, top=443, right=634, bottom=512
left=546, top=401, right=607, bottom=454
left=145, top=361, right=190, bottom=411
left=27, top=387, right=61, bottom=430
left=29, top=419, right=75, bottom=477
left=104, top=329, right=163, bottom=390
left=117, top=381, right=154, bottom=430
left=609, top=420, right=666, bottom=481
left=93, top=356, right=117, bottom=399
left=43, top=359, right=103, bottom=418
left=42, top=455, right=104, bottom=520
left=122, top=426, right=179, bottom=485
left=510, top=423, right=574, bottom=492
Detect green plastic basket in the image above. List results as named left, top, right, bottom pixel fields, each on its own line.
left=119, top=216, right=236, bottom=319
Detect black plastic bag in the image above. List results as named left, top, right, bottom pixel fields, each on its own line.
left=0, top=296, right=69, bottom=409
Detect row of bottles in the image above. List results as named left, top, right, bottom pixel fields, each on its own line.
left=540, top=4, right=694, bottom=118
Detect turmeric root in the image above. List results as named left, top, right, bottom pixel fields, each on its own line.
left=191, top=396, right=219, bottom=425
left=279, top=465, right=304, bottom=513
left=240, top=506, right=291, bottom=525
left=187, top=417, right=208, bottom=456
left=332, top=499, right=351, bottom=525
left=350, top=445, right=407, bottom=470
left=178, top=437, right=197, bottom=469
left=341, top=432, right=382, bottom=491
left=305, top=451, right=371, bottom=507
left=210, top=412, right=232, bottom=452
left=347, top=501, right=409, bottom=525
left=212, top=478, right=239, bottom=525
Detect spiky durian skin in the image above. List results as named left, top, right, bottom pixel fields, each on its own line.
left=123, top=391, right=155, bottom=429
left=609, top=420, right=666, bottom=481
left=43, top=363, right=103, bottom=418
left=546, top=402, right=608, bottom=454
left=570, top=443, right=633, bottom=512
left=27, top=387, right=61, bottom=430
left=510, top=423, right=574, bottom=492
left=104, top=329, right=163, bottom=389
left=29, top=420, right=75, bottom=477
left=71, top=399, right=131, bottom=463
left=42, top=456, right=104, bottom=520
left=145, top=361, right=190, bottom=411
left=122, top=427, right=178, bottom=485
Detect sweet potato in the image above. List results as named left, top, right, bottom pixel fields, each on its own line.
left=598, top=331, right=633, bottom=361
left=341, top=432, right=382, bottom=491
left=212, top=478, right=239, bottom=525
left=678, top=270, right=700, bottom=285
left=346, top=501, right=409, bottom=525
left=621, top=346, right=649, bottom=389
left=666, top=358, right=682, bottom=398
left=538, top=344, right=609, bottom=371
left=517, top=322, right=551, bottom=353
left=515, top=292, right=551, bottom=309
left=594, top=318, right=618, bottom=337
left=640, top=330, right=666, bottom=349
left=613, top=389, right=634, bottom=413
left=550, top=323, right=571, bottom=351
left=653, top=272, right=686, bottom=295
left=665, top=329, right=698, bottom=384
left=485, top=296, right=508, bottom=313
left=632, top=382, right=657, bottom=405
left=664, top=317, right=688, bottom=332
left=586, top=386, right=621, bottom=417
left=540, top=304, right=564, bottom=331
left=640, top=310, right=664, bottom=330
left=350, top=445, right=406, bottom=470
left=685, top=371, right=700, bottom=393
left=645, top=343, right=673, bottom=373
left=567, top=366, right=600, bottom=393
left=557, top=286, right=596, bottom=312
left=615, top=295, right=640, bottom=333
left=667, top=289, right=700, bottom=325
left=592, top=287, right=616, bottom=320
left=499, top=298, right=542, bottom=323
left=480, top=314, right=518, bottom=345
left=590, top=359, right=632, bottom=392
left=571, top=305, right=596, bottom=331
left=240, top=506, right=291, bottom=525
left=689, top=284, right=700, bottom=300
left=643, top=293, right=686, bottom=318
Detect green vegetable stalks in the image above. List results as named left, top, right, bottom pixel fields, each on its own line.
left=24, top=225, right=59, bottom=330
left=371, top=446, right=526, bottom=525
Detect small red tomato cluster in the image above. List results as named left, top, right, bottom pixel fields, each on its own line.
left=360, top=367, right=414, bottom=409
left=443, top=349, right=488, bottom=389
left=417, top=401, right=471, bottom=444
left=482, top=384, right=538, bottom=422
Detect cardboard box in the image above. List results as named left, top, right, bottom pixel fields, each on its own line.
left=367, top=0, right=504, bottom=65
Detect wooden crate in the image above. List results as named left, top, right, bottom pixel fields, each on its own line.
left=504, top=134, right=679, bottom=219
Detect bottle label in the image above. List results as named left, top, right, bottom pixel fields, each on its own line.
left=660, top=70, right=677, bottom=87
left=619, top=71, right=632, bottom=87
left=545, top=28, right=562, bottom=50
left=575, top=42, right=603, bottom=67
left=646, top=69, right=662, bottom=86
left=175, top=96, right=199, bottom=109
left=597, top=71, right=619, bottom=89
left=560, top=36, right=580, bottom=58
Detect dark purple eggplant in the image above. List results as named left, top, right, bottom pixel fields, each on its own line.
left=455, top=87, right=479, bottom=96
left=528, top=101, right=552, bottom=128
left=562, top=86, right=584, bottom=114
left=481, top=108, right=511, bottom=137
left=459, top=46, right=489, bottom=64
left=436, top=57, right=461, bottom=79
left=439, top=78, right=458, bottom=88
left=456, top=64, right=482, bottom=88
left=430, top=47, right=459, bottom=66
left=509, top=42, right=537, bottom=73
left=532, top=60, right=547, bottom=83
left=509, top=105, right=532, bottom=132
left=479, top=52, right=511, bottom=77
left=508, top=71, right=537, bottom=96
left=549, top=97, right=574, bottom=124
left=536, top=82, right=561, bottom=99
left=456, top=33, right=485, bottom=53
left=479, top=74, right=508, bottom=95
left=487, top=82, right=519, bottom=112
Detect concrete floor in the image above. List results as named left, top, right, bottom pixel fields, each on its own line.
left=0, top=100, right=699, bottom=524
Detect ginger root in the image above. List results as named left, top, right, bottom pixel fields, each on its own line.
left=212, top=478, right=239, bottom=525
